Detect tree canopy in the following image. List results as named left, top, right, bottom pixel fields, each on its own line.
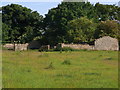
left=94, top=20, right=120, bottom=40
left=2, top=4, right=43, bottom=43
left=66, top=17, right=96, bottom=43
left=2, top=2, right=120, bottom=46
left=43, top=2, right=120, bottom=45
left=44, top=2, right=95, bottom=45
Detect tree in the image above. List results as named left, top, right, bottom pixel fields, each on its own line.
left=94, top=20, right=120, bottom=40
left=43, top=2, right=120, bottom=45
left=66, top=17, right=97, bottom=43
left=0, top=7, right=2, bottom=11
left=2, top=23, right=10, bottom=42
left=2, top=4, right=43, bottom=44
left=0, top=13, right=2, bottom=43
left=95, top=3, right=120, bottom=21
left=44, top=2, right=95, bottom=45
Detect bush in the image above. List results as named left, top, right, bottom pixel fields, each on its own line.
left=62, top=47, right=74, bottom=51
left=44, top=62, right=55, bottom=69
left=39, top=49, right=48, bottom=52
left=39, top=47, right=88, bottom=52
left=54, top=47, right=78, bottom=51
left=62, top=59, right=71, bottom=65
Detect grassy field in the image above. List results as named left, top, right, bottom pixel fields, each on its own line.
left=2, top=50, right=118, bottom=88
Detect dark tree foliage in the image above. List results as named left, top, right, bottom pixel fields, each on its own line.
left=0, top=7, right=2, bottom=11
left=0, top=13, right=2, bottom=42
left=95, top=3, right=120, bottom=21
left=43, top=2, right=120, bottom=45
left=44, top=2, right=95, bottom=45
left=2, top=4, right=43, bottom=43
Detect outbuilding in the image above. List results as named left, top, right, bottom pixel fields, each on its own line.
left=94, top=36, right=119, bottom=51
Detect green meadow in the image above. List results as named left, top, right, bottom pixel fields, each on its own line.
left=2, top=50, right=118, bottom=88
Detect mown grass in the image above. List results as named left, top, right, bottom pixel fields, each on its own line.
left=2, top=50, right=118, bottom=88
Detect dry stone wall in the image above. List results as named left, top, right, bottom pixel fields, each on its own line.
left=3, top=43, right=28, bottom=51
left=2, top=36, right=119, bottom=51
left=15, top=43, right=28, bottom=51
left=56, top=36, right=119, bottom=51
left=57, top=43, right=94, bottom=50
left=3, top=44, right=14, bottom=50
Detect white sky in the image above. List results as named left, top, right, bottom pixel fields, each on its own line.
left=0, top=0, right=120, bottom=2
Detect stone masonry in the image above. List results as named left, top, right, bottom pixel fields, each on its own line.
left=94, top=36, right=119, bottom=50
left=56, top=43, right=94, bottom=50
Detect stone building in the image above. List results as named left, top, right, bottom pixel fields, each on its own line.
left=94, top=36, right=119, bottom=51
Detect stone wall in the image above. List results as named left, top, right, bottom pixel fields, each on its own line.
left=56, top=43, right=94, bottom=50
left=3, top=43, right=28, bottom=51
left=3, top=40, right=41, bottom=51
left=15, top=43, right=28, bottom=51
left=56, top=36, right=119, bottom=51
left=3, top=36, right=119, bottom=51
left=3, top=44, right=14, bottom=50
left=94, top=36, right=119, bottom=51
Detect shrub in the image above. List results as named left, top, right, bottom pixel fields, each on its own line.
left=104, top=57, right=112, bottom=60
left=54, top=47, right=78, bottom=51
left=62, top=47, right=74, bottom=51
left=44, top=62, right=55, bottom=69
left=39, top=49, right=48, bottom=52
left=62, top=59, right=71, bottom=65
left=38, top=53, right=49, bottom=57
left=39, top=47, right=88, bottom=52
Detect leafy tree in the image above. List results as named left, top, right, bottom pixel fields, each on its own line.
left=44, top=2, right=95, bottom=45
left=2, top=4, right=43, bottom=44
left=0, top=7, right=2, bottom=11
left=2, top=23, right=10, bottom=42
left=94, top=20, right=120, bottom=40
left=66, top=17, right=96, bottom=43
left=95, top=3, right=120, bottom=21
left=0, top=13, right=2, bottom=43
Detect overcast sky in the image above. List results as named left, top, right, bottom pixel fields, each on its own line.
left=1, top=0, right=120, bottom=16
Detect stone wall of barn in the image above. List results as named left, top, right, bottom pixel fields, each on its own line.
left=94, top=36, right=119, bottom=51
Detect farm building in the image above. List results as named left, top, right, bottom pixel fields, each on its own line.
left=94, top=36, right=119, bottom=51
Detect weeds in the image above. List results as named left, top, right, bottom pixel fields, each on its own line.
left=82, top=72, right=101, bottom=76
left=44, top=62, right=55, bottom=69
left=38, top=53, right=49, bottom=57
left=104, top=57, right=113, bottom=60
left=56, top=74, right=72, bottom=78
left=62, top=59, right=71, bottom=65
